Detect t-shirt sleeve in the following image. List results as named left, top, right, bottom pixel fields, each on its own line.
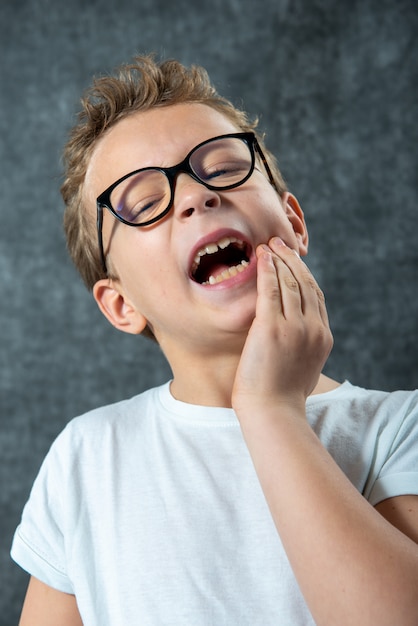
left=368, top=391, right=418, bottom=506
left=11, top=429, right=74, bottom=594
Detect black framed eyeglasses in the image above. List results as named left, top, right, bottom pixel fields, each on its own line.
left=96, top=131, right=276, bottom=275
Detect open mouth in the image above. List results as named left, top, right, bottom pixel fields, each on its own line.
left=191, top=236, right=251, bottom=285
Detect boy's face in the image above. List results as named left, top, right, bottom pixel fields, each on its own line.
left=85, top=103, right=308, bottom=358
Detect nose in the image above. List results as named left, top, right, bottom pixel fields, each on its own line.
left=173, top=173, right=222, bottom=220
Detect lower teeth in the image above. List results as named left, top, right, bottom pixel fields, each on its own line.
left=204, top=260, right=249, bottom=285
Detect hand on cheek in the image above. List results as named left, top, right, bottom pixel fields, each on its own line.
left=232, top=237, right=333, bottom=414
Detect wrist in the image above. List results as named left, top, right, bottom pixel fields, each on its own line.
left=233, top=393, right=307, bottom=425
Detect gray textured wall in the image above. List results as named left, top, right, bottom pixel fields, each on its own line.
left=1, top=0, right=417, bottom=621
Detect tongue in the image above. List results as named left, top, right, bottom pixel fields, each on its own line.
left=210, top=261, right=232, bottom=278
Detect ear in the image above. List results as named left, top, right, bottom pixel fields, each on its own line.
left=282, top=192, right=309, bottom=256
left=93, top=279, right=148, bottom=335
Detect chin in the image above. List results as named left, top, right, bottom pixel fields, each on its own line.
left=220, top=300, right=257, bottom=339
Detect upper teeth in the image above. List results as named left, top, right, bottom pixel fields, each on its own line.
left=193, top=236, right=244, bottom=267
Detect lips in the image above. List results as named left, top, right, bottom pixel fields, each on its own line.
left=190, top=233, right=252, bottom=285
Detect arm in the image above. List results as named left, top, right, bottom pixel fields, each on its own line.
left=376, top=494, right=418, bottom=543
left=19, top=577, right=83, bottom=626
left=232, top=238, right=418, bottom=626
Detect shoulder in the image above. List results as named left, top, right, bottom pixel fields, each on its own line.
left=67, top=382, right=166, bottom=432
left=345, top=384, right=418, bottom=432
left=21, top=383, right=172, bottom=516
left=307, top=382, right=418, bottom=467
left=45, top=383, right=169, bottom=465
left=309, top=381, right=418, bottom=426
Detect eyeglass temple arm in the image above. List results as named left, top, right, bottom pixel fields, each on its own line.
left=97, top=204, right=108, bottom=276
left=254, top=140, right=278, bottom=191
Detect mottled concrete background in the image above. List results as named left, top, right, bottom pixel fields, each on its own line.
left=1, top=0, right=417, bottom=621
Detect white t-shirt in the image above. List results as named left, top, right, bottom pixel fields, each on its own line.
left=11, top=381, right=418, bottom=625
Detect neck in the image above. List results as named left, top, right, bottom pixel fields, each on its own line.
left=169, top=351, right=242, bottom=407
left=168, top=349, right=340, bottom=408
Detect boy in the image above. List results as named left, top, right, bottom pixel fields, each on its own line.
left=12, top=55, right=418, bottom=625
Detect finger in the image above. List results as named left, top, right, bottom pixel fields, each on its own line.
left=316, top=284, right=331, bottom=329
left=269, top=238, right=326, bottom=321
left=266, top=239, right=306, bottom=319
left=268, top=240, right=333, bottom=363
left=255, top=245, right=285, bottom=321
left=271, top=253, right=303, bottom=320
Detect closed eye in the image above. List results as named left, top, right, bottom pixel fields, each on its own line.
left=200, top=160, right=249, bottom=183
left=119, top=192, right=166, bottom=223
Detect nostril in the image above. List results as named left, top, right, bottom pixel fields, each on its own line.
left=205, top=197, right=218, bottom=208
left=176, top=183, right=220, bottom=219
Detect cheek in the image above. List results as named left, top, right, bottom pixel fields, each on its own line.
left=248, top=180, right=282, bottom=213
left=112, top=231, right=179, bottom=305
left=251, top=188, right=288, bottom=227
left=109, top=225, right=151, bottom=275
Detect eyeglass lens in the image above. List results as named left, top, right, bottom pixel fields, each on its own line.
left=109, top=136, right=253, bottom=225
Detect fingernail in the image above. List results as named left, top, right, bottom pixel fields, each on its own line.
left=257, top=244, right=270, bottom=256
left=272, top=237, right=286, bottom=247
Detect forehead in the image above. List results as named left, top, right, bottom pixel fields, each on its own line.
left=85, top=103, right=240, bottom=202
